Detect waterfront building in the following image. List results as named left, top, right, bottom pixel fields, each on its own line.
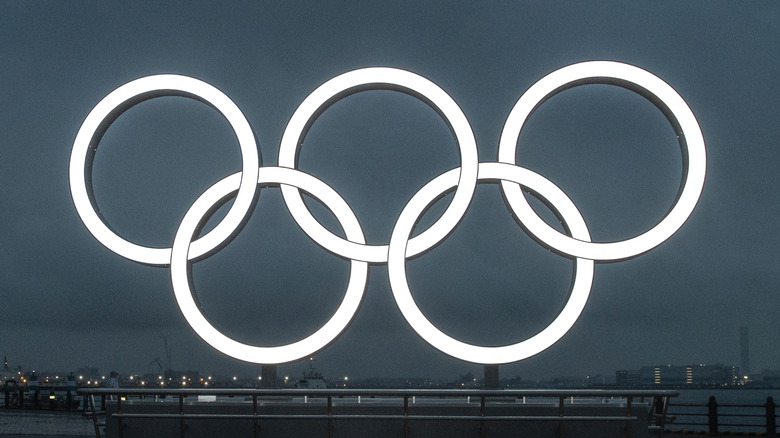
left=616, top=364, right=740, bottom=387
left=76, top=367, right=100, bottom=380
left=740, top=326, right=751, bottom=375
left=0, top=356, right=13, bottom=383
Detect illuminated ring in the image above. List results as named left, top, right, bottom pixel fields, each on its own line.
left=498, top=61, right=706, bottom=261
left=388, top=162, right=595, bottom=364
left=69, top=74, right=260, bottom=266
left=170, top=166, right=368, bottom=364
left=279, top=67, right=479, bottom=263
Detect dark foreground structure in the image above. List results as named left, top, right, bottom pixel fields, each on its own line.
left=78, top=388, right=677, bottom=438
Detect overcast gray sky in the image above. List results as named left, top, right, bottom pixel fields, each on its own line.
left=1, top=1, right=779, bottom=382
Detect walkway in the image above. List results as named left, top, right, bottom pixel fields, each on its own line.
left=0, top=411, right=92, bottom=437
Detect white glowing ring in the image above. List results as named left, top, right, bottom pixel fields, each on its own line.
left=498, top=61, right=706, bottom=261
left=70, top=74, right=260, bottom=266
left=388, top=162, right=594, bottom=364
left=279, top=67, right=479, bottom=263
left=170, top=166, right=368, bottom=364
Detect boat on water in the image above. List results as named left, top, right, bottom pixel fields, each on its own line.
left=294, top=361, right=327, bottom=389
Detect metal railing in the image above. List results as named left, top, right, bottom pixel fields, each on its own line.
left=77, top=388, right=677, bottom=438
left=2, top=385, right=82, bottom=411
left=666, top=396, right=777, bottom=436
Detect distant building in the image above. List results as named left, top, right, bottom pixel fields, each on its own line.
left=1, top=356, right=13, bottom=383
left=616, top=369, right=640, bottom=386
left=76, top=367, right=100, bottom=380
left=616, top=364, right=739, bottom=387
left=740, top=326, right=751, bottom=375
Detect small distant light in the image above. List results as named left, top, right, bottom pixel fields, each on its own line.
left=49, top=395, right=56, bottom=400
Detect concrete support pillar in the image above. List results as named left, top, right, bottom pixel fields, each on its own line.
left=261, top=365, right=278, bottom=388
left=484, top=365, right=499, bottom=389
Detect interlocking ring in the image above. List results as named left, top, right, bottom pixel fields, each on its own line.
left=498, top=61, right=706, bottom=261
left=278, top=67, right=479, bottom=263
left=170, top=167, right=368, bottom=364
left=70, top=62, right=706, bottom=365
left=69, top=74, right=260, bottom=266
left=388, top=162, right=594, bottom=364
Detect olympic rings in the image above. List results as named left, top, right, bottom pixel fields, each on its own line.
left=70, top=62, right=706, bottom=365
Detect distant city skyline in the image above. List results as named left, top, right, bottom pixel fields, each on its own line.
left=5, top=324, right=778, bottom=383
left=2, top=352, right=774, bottom=386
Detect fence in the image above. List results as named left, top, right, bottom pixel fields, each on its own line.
left=77, top=388, right=678, bottom=438
left=2, top=385, right=82, bottom=411
left=666, top=396, right=777, bottom=436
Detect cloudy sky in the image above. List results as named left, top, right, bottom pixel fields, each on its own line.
left=1, top=1, right=779, bottom=382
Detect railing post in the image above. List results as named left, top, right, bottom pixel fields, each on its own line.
left=766, top=396, right=777, bottom=438
left=707, top=396, right=718, bottom=436
left=253, top=394, right=259, bottom=438
left=480, top=395, right=486, bottom=438
left=403, top=394, right=409, bottom=438
left=624, top=396, right=633, bottom=438
left=4, top=386, right=9, bottom=408
left=89, top=394, right=102, bottom=438
left=558, top=395, right=565, bottom=438
left=652, top=396, right=663, bottom=422
left=117, top=395, right=123, bottom=438
left=179, top=394, right=185, bottom=438
left=327, top=395, right=334, bottom=438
